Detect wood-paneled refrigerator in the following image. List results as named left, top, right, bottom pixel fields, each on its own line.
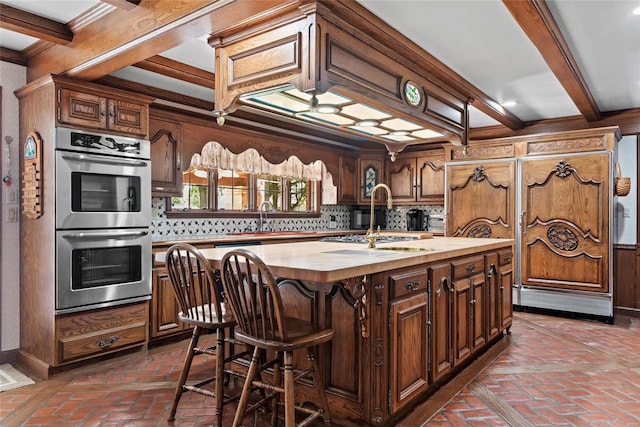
left=445, top=127, right=619, bottom=321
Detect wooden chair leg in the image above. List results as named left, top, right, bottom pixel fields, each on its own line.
left=168, top=326, right=202, bottom=422
left=309, top=346, right=331, bottom=423
left=233, top=346, right=261, bottom=427
left=270, top=354, right=281, bottom=427
left=214, top=328, right=225, bottom=427
left=283, top=351, right=295, bottom=427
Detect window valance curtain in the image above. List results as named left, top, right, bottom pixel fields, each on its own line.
left=189, top=140, right=325, bottom=181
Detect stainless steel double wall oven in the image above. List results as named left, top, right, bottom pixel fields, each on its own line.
left=55, top=127, right=152, bottom=314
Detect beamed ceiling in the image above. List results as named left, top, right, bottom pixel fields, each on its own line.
left=1, top=0, right=639, bottom=146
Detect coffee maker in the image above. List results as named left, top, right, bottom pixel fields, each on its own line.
left=406, top=209, right=424, bottom=231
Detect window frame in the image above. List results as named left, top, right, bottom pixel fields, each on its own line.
left=166, top=168, right=322, bottom=219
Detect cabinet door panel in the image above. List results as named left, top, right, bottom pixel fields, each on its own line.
left=485, top=253, right=501, bottom=341
left=151, top=270, right=185, bottom=338
left=452, top=278, right=471, bottom=367
left=358, top=157, right=385, bottom=204
left=388, top=158, right=416, bottom=203
left=107, top=99, right=147, bottom=136
left=150, top=117, right=183, bottom=196
left=58, top=88, right=107, bottom=130
left=338, top=156, right=357, bottom=204
left=429, top=262, right=452, bottom=383
left=446, top=160, right=515, bottom=238
left=390, top=293, right=429, bottom=412
left=520, top=154, right=610, bottom=292
left=417, top=152, right=445, bottom=203
left=470, top=273, right=486, bottom=353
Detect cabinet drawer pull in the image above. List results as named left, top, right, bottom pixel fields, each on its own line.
left=503, top=255, right=511, bottom=263
left=404, top=280, right=420, bottom=292
left=466, top=264, right=476, bottom=273
left=95, top=336, right=120, bottom=349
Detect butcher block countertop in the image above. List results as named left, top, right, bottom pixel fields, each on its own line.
left=156, top=237, right=513, bottom=283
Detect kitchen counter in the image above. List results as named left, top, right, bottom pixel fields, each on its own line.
left=152, top=229, right=432, bottom=249
left=157, top=237, right=508, bottom=283
left=154, top=236, right=514, bottom=426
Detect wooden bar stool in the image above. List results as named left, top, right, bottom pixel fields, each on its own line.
left=221, top=248, right=334, bottom=427
left=165, top=243, right=249, bottom=427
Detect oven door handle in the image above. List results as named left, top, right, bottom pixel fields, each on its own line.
left=61, top=154, right=148, bottom=168
left=63, top=230, right=149, bottom=240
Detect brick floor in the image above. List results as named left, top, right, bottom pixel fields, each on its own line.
left=1, top=312, right=639, bottom=426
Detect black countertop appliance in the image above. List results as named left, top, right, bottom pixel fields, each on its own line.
left=406, top=209, right=424, bottom=231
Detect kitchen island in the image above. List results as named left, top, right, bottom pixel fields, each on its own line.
left=158, top=237, right=514, bottom=426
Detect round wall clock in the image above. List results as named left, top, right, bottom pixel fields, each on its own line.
left=403, top=81, right=422, bottom=107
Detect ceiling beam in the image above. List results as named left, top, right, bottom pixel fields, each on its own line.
left=95, top=75, right=214, bottom=111
left=132, top=55, right=215, bottom=89
left=503, top=0, right=601, bottom=121
left=0, top=46, right=27, bottom=66
left=101, top=0, right=142, bottom=11
left=26, top=0, right=303, bottom=83
left=0, top=4, right=73, bottom=45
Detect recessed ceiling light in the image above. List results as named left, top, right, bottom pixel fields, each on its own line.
left=355, top=119, right=380, bottom=127
left=501, top=100, right=517, bottom=107
left=316, top=104, right=341, bottom=114
left=388, top=130, right=410, bottom=136
left=633, top=5, right=640, bottom=15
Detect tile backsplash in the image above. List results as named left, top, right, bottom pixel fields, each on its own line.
left=151, top=197, right=443, bottom=241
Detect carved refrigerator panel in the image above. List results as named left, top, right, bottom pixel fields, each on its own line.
left=520, top=153, right=610, bottom=292
left=446, top=160, right=516, bottom=239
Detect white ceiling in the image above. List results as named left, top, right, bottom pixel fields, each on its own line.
left=1, top=0, right=639, bottom=130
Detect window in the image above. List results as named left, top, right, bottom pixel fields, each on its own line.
left=171, top=166, right=210, bottom=210
left=170, top=168, right=319, bottom=215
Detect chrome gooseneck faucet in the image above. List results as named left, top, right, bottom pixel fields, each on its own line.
left=365, top=183, right=393, bottom=248
left=258, top=200, right=274, bottom=232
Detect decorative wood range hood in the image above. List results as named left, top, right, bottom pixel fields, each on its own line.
left=209, top=0, right=469, bottom=159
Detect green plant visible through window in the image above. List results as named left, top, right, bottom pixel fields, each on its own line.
left=170, top=168, right=319, bottom=214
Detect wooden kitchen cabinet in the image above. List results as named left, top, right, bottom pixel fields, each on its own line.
left=520, top=153, right=611, bottom=293
left=57, top=85, right=149, bottom=137
left=150, top=112, right=183, bottom=196
left=388, top=149, right=445, bottom=204
left=338, top=155, right=357, bottom=204
left=388, top=268, right=430, bottom=412
left=358, top=154, right=385, bottom=204
left=451, top=256, right=485, bottom=366
left=498, top=249, right=514, bottom=331
left=446, top=160, right=516, bottom=238
left=150, top=267, right=189, bottom=339
left=56, top=302, right=148, bottom=365
left=429, top=262, right=452, bottom=383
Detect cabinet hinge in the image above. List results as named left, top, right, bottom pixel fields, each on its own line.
left=388, top=311, right=392, bottom=330
left=388, top=389, right=392, bottom=412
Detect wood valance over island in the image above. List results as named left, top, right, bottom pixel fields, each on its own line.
left=157, top=237, right=514, bottom=426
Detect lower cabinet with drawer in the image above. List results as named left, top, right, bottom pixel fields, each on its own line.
left=388, top=267, right=430, bottom=412
left=56, top=301, right=148, bottom=365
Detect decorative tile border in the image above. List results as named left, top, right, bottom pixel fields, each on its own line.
left=151, top=198, right=444, bottom=241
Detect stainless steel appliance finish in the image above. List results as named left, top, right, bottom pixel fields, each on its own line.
left=55, top=128, right=151, bottom=229
left=55, top=228, right=152, bottom=314
left=351, top=208, right=386, bottom=230
left=54, top=127, right=152, bottom=314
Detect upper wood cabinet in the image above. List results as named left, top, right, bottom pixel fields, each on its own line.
left=338, top=155, right=357, bottom=205
left=57, top=86, right=149, bottom=137
left=150, top=113, right=183, bottom=197
left=388, top=150, right=445, bottom=205
left=446, top=160, right=516, bottom=239
left=358, top=154, right=385, bottom=205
